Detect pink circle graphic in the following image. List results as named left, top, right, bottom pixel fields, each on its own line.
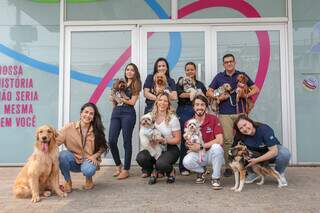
left=89, top=0, right=270, bottom=103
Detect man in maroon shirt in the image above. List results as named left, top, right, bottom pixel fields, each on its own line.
left=183, top=94, right=224, bottom=190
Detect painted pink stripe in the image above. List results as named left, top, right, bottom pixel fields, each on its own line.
left=89, top=46, right=131, bottom=103
left=90, top=0, right=270, bottom=104
left=178, top=0, right=269, bottom=102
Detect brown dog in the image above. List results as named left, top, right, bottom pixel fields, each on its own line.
left=236, top=74, right=254, bottom=114
left=153, top=72, right=169, bottom=96
left=111, top=78, right=129, bottom=106
left=228, top=142, right=285, bottom=192
left=13, top=125, right=67, bottom=202
left=209, top=83, right=232, bottom=114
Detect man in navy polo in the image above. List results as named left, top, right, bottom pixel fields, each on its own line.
left=206, top=53, right=259, bottom=177
left=183, top=94, right=224, bottom=190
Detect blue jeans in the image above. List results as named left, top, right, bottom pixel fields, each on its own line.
left=59, top=150, right=97, bottom=181
left=271, top=145, right=291, bottom=174
left=108, top=105, right=136, bottom=170
left=176, top=104, right=194, bottom=172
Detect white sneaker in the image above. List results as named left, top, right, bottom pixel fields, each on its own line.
left=279, top=173, right=288, bottom=187
left=245, top=172, right=259, bottom=184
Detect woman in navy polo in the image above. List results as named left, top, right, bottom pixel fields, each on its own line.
left=176, top=62, right=207, bottom=175
left=108, top=63, right=142, bottom=180
left=233, top=114, right=291, bottom=186
left=143, top=57, right=177, bottom=114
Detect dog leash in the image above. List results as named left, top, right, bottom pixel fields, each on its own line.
left=79, top=122, right=91, bottom=160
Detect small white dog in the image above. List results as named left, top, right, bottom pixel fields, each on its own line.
left=139, top=114, right=164, bottom=159
left=184, top=119, right=205, bottom=162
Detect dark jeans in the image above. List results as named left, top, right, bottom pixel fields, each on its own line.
left=108, top=105, right=136, bottom=170
left=136, top=145, right=179, bottom=176
left=176, top=104, right=194, bottom=172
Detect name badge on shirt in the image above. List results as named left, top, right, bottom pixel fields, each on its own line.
left=206, top=127, right=213, bottom=134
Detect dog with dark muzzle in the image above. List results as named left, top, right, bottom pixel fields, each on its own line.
left=228, top=142, right=285, bottom=192
left=111, top=78, right=129, bottom=106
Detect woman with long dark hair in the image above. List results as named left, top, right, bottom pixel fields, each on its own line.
left=143, top=57, right=177, bottom=114
left=57, top=102, right=108, bottom=192
left=233, top=114, right=291, bottom=186
left=176, top=62, right=207, bottom=175
left=108, top=63, right=142, bottom=180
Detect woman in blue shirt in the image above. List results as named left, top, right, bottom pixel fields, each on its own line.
left=143, top=57, right=177, bottom=114
left=176, top=62, right=207, bottom=175
left=233, top=115, right=291, bottom=186
left=108, top=63, right=142, bottom=180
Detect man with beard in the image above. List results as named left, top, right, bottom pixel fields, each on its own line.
left=183, top=94, right=224, bottom=190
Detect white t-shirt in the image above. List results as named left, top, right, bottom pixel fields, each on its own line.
left=155, top=115, right=181, bottom=139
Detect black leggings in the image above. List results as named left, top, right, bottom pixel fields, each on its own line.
left=136, top=145, right=179, bottom=176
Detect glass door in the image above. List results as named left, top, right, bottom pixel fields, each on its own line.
left=64, top=26, right=139, bottom=165
left=212, top=25, right=294, bottom=160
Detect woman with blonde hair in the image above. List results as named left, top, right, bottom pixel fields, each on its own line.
left=136, top=92, right=181, bottom=184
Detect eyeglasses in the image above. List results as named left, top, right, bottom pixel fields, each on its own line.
left=223, top=60, right=234, bottom=65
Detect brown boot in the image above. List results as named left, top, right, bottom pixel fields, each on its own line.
left=83, top=177, right=94, bottom=190
left=117, top=170, right=129, bottom=180
left=63, top=180, right=72, bottom=193
left=113, top=165, right=122, bottom=177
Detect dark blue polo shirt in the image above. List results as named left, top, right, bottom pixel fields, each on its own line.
left=233, top=124, right=280, bottom=154
left=209, top=70, right=254, bottom=114
left=176, top=77, right=207, bottom=106
left=143, top=74, right=176, bottom=109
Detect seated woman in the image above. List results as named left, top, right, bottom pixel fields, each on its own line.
left=233, top=114, right=291, bottom=186
left=136, top=92, right=181, bottom=184
left=57, top=102, right=108, bottom=192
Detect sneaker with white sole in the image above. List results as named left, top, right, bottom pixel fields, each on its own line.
left=195, top=173, right=205, bottom=184
left=245, top=172, right=259, bottom=184
left=211, top=178, right=222, bottom=190
left=279, top=173, right=288, bottom=187
left=181, top=170, right=190, bottom=176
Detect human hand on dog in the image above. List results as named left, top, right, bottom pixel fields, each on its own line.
left=156, top=136, right=166, bottom=144
left=219, top=93, right=230, bottom=101
left=186, top=141, right=200, bottom=152
left=246, top=158, right=259, bottom=168
left=87, top=154, right=99, bottom=166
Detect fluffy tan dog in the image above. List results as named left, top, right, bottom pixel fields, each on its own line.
left=153, top=72, right=169, bottom=96
left=209, top=83, right=232, bottom=113
left=13, top=125, right=67, bottom=202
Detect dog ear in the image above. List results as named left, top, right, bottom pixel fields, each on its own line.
left=50, top=126, right=58, bottom=138
left=35, top=127, right=40, bottom=141
left=178, top=77, right=184, bottom=86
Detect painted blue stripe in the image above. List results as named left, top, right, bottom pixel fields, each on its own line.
left=145, top=0, right=182, bottom=71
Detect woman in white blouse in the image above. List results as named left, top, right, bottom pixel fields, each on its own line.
left=136, top=92, right=181, bottom=184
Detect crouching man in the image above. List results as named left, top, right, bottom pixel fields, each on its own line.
left=183, top=94, right=224, bottom=190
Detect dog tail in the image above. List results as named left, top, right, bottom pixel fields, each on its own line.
left=13, top=184, right=31, bottom=198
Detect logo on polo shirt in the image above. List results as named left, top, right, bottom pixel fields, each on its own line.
left=206, top=127, right=213, bottom=133
left=270, top=135, right=274, bottom=140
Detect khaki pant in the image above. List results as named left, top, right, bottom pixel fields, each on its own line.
left=218, top=114, right=241, bottom=165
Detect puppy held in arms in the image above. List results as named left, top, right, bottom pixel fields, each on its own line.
left=153, top=72, right=170, bottom=96
left=184, top=119, right=205, bottom=163
left=236, top=74, right=254, bottom=114
left=111, top=78, right=129, bottom=106
left=139, top=114, right=165, bottom=159
left=228, top=142, right=285, bottom=192
left=178, top=76, right=200, bottom=101
left=209, top=83, right=232, bottom=114
left=13, top=125, right=67, bottom=202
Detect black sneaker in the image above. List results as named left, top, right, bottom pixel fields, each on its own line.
left=223, top=168, right=233, bottom=177
left=195, top=173, right=205, bottom=184
left=211, top=178, right=222, bottom=190
left=148, top=175, right=157, bottom=185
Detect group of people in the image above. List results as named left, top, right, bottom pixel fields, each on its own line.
left=56, top=54, right=291, bottom=192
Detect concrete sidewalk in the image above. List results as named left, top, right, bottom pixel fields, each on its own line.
left=1, top=167, right=320, bottom=213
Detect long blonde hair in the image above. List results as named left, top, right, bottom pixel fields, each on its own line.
left=150, top=92, right=175, bottom=125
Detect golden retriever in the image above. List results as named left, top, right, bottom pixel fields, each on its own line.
left=13, top=125, right=67, bottom=202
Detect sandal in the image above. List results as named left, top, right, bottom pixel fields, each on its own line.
left=113, top=165, right=122, bottom=177
left=166, top=168, right=176, bottom=184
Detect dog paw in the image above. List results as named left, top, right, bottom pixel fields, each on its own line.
left=31, top=195, right=40, bottom=203
left=43, top=191, right=51, bottom=197
left=230, top=187, right=236, bottom=191
left=57, top=190, right=67, bottom=198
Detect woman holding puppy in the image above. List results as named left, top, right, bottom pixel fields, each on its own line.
left=57, top=102, right=108, bottom=192
left=143, top=57, right=177, bottom=114
left=176, top=62, right=207, bottom=176
left=233, top=115, right=291, bottom=186
left=136, top=92, right=181, bottom=184
left=108, top=63, right=142, bottom=180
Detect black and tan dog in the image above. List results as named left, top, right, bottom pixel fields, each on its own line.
left=111, top=78, right=129, bottom=106
left=153, top=72, right=169, bottom=96
left=236, top=74, right=254, bottom=114
left=228, top=142, right=285, bottom=192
